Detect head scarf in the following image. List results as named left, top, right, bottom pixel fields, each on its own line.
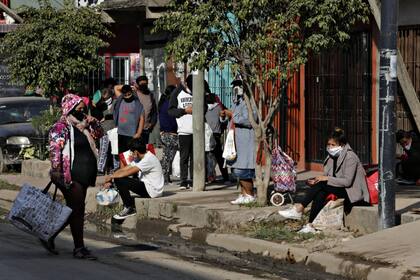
left=60, top=93, right=98, bottom=159
left=61, top=94, right=83, bottom=116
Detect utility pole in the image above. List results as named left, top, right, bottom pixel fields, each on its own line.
left=192, top=70, right=205, bottom=191
left=378, top=0, right=397, bottom=229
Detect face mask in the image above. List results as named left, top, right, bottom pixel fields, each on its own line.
left=123, top=95, right=134, bottom=102
left=327, top=146, right=343, bottom=157
left=105, top=98, right=112, bottom=106
left=233, top=86, right=243, bottom=96
left=72, top=110, right=85, bottom=122
left=138, top=84, right=148, bottom=92
left=404, top=142, right=412, bottom=151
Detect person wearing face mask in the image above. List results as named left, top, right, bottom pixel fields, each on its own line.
left=113, top=84, right=145, bottom=167
left=134, top=76, right=158, bottom=144
left=103, top=139, right=164, bottom=220
left=221, top=80, right=258, bottom=205
left=396, top=130, right=420, bottom=185
left=48, top=94, right=103, bottom=259
left=279, top=128, right=370, bottom=233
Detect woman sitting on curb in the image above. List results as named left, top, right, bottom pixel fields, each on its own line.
left=279, top=128, right=370, bottom=233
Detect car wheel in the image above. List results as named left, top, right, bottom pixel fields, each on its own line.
left=0, top=148, right=7, bottom=174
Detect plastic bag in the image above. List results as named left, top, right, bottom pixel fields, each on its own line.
left=96, top=188, right=119, bottom=206
left=366, top=170, right=379, bottom=204
left=222, top=129, right=236, bottom=161
left=172, top=151, right=180, bottom=178
left=312, top=199, right=344, bottom=230
left=205, top=123, right=216, bottom=152
left=107, top=128, right=118, bottom=155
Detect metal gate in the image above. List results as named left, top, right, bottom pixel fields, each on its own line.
left=397, top=25, right=420, bottom=133
left=305, top=32, right=372, bottom=163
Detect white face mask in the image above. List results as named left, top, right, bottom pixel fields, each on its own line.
left=404, top=142, right=412, bottom=151
left=327, top=146, right=343, bottom=157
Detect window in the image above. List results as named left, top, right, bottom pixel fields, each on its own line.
left=111, top=57, right=130, bottom=85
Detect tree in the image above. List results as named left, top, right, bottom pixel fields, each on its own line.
left=0, top=0, right=111, bottom=97
left=155, top=0, right=369, bottom=204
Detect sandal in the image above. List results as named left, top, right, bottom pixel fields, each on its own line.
left=39, top=238, right=59, bottom=255
left=73, top=247, right=97, bottom=260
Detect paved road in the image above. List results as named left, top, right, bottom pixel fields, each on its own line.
left=0, top=222, right=285, bottom=280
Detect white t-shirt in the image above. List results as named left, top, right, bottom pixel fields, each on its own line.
left=130, top=151, right=164, bottom=198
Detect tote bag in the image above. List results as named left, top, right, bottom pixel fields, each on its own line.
left=7, top=182, right=72, bottom=241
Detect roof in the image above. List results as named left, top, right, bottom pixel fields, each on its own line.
left=100, top=0, right=168, bottom=10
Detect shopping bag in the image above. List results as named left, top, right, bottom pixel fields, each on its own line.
left=172, top=151, right=180, bottom=178
left=119, top=150, right=134, bottom=166
left=205, top=123, right=216, bottom=152
left=366, top=170, right=379, bottom=205
left=312, top=199, right=344, bottom=230
left=7, top=182, right=72, bottom=241
left=271, top=146, right=296, bottom=193
left=222, top=129, right=236, bottom=161
left=96, top=188, right=119, bottom=206
left=107, top=128, right=118, bottom=155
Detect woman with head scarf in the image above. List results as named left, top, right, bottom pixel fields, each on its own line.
left=46, top=94, right=103, bottom=260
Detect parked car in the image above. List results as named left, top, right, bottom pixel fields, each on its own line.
left=0, top=97, right=49, bottom=173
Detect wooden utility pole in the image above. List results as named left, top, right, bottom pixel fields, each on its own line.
left=192, top=70, right=205, bottom=191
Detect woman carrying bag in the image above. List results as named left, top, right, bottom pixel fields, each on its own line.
left=47, top=94, right=103, bottom=260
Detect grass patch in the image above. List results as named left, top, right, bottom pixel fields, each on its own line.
left=0, top=180, right=20, bottom=191
left=247, top=221, right=325, bottom=243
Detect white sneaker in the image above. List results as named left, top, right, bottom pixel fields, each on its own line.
left=298, top=224, right=318, bottom=234
left=242, top=194, right=256, bottom=204
left=278, top=207, right=302, bottom=220
left=230, top=194, right=245, bottom=205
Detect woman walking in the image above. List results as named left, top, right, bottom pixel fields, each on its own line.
left=47, top=94, right=103, bottom=259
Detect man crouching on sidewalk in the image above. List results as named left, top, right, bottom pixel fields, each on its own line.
left=103, top=139, right=164, bottom=220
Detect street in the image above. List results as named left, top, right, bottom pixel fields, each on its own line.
left=0, top=215, right=344, bottom=280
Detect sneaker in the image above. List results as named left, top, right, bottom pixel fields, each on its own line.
left=298, top=224, right=318, bottom=234
left=230, top=194, right=256, bottom=205
left=73, top=247, right=97, bottom=260
left=39, top=238, right=58, bottom=255
left=278, top=207, right=302, bottom=220
left=179, top=181, right=190, bottom=190
left=113, top=207, right=136, bottom=220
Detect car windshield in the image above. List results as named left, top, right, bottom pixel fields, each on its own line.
left=0, top=101, right=49, bottom=125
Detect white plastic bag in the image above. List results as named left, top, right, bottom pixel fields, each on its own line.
left=96, top=188, right=119, bottom=206
left=205, top=123, right=216, bottom=152
left=172, top=151, right=180, bottom=178
left=107, top=128, right=118, bottom=155
left=312, top=199, right=344, bottom=230
left=222, top=129, right=236, bottom=161
left=8, top=183, right=72, bottom=241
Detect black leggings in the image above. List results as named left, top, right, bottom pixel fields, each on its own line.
left=53, top=181, right=87, bottom=249
left=114, top=177, right=150, bottom=208
left=297, top=182, right=350, bottom=223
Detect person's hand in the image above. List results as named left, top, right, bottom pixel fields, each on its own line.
left=184, top=106, right=193, bottom=114
left=103, top=182, right=112, bottom=189
left=85, top=115, right=95, bottom=123
left=104, top=175, right=113, bottom=184
left=50, top=171, right=64, bottom=186
left=133, top=132, right=142, bottom=139
left=306, top=178, right=317, bottom=186
left=315, top=176, right=328, bottom=182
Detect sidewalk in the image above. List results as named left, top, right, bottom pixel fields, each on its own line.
left=2, top=172, right=420, bottom=279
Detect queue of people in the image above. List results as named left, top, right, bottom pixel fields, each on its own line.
left=43, top=74, right=420, bottom=259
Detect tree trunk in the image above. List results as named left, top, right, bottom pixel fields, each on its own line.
left=256, top=140, right=272, bottom=206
